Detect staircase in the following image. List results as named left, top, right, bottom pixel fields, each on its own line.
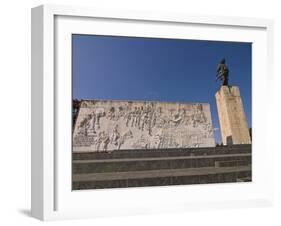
left=72, top=144, right=251, bottom=190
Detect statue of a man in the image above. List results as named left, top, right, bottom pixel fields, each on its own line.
left=216, top=58, right=229, bottom=86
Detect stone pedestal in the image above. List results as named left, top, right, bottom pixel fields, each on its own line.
left=215, top=86, right=251, bottom=145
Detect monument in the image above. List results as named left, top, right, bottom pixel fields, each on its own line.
left=71, top=59, right=252, bottom=190
left=215, top=59, right=251, bottom=145
left=73, top=100, right=215, bottom=152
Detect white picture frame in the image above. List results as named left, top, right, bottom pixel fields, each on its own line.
left=31, top=4, right=274, bottom=221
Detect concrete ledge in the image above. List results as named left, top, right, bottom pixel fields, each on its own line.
left=73, top=153, right=251, bottom=174
left=73, top=144, right=251, bottom=160
left=73, top=166, right=251, bottom=190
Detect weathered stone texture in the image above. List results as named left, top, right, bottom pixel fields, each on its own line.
left=73, top=100, right=215, bottom=152
left=215, top=86, right=251, bottom=145
left=72, top=145, right=252, bottom=190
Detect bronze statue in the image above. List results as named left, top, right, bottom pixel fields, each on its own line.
left=216, top=58, right=229, bottom=86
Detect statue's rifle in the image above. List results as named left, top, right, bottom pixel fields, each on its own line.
left=215, top=73, right=222, bottom=82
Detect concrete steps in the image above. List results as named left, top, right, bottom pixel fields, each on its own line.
left=73, top=166, right=251, bottom=190
left=73, top=153, right=251, bottom=174
left=73, top=144, right=251, bottom=160
left=72, top=144, right=252, bottom=190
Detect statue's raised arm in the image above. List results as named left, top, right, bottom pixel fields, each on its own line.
left=216, top=58, right=229, bottom=86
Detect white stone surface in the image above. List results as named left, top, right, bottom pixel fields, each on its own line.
left=215, top=86, right=251, bottom=145
left=73, top=100, right=215, bottom=152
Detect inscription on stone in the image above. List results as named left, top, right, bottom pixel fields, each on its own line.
left=73, top=100, right=215, bottom=152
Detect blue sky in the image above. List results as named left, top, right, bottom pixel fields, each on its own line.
left=72, top=34, right=252, bottom=144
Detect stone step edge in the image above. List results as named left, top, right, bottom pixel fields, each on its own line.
left=73, top=153, right=251, bottom=164
left=73, top=166, right=251, bottom=182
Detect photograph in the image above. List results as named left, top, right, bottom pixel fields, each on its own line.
left=71, top=34, right=252, bottom=190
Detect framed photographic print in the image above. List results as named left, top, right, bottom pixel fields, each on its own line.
left=31, top=4, right=274, bottom=221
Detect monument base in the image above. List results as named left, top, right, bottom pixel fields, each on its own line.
left=215, top=86, right=251, bottom=145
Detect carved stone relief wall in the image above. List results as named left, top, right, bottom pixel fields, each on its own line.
left=73, top=100, right=215, bottom=152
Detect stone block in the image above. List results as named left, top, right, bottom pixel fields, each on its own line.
left=215, top=86, right=251, bottom=145
left=73, top=100, right=216, bottom=152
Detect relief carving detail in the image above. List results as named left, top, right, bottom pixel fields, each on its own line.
left=73, top=100, right=215, bottom=152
